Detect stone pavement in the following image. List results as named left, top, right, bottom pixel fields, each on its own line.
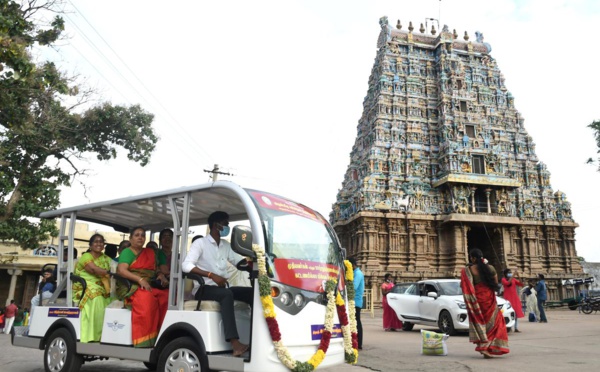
left=2, top=307, right=599, bottom=371
left=322, top=306, right=600, bottom=372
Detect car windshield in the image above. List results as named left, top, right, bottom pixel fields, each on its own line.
left=439, top=281, right=463, bottom=296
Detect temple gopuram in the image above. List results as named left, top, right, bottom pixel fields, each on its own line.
left=331, top=17, right=583, bottom=304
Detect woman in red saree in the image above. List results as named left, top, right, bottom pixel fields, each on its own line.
left=381, top=273, right=402, bottom=331
left=501, top=268, right=524, bottom=332
left=460, top=249, right=509, bottom=358
left=117, top=227, right=170, bottom=348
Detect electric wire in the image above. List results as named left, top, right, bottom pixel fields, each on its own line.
left=66, top=0, right=215, bottom=166
left=29, top=11, right=208, bottom=175
left=62, top=14, right=207, bottom=168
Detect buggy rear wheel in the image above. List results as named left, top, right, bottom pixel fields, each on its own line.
left=158, top=336, right=208, bottom=372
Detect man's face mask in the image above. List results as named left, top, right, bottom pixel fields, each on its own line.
left=507, top=273, right=513, bottom=278
left=218, top=223, right=230, bottom=237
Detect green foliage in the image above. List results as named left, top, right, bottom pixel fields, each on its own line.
left=588, top=120, right=600, bottom=171
left=0, top=0, right=157, bottom=248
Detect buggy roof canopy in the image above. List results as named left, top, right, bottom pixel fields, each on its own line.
left=39, top=181, right=254, bottom=233
left=561, top=277, right=595, bottom=285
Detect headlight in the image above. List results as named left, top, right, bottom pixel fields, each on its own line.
left=280, top=292, right=292, bottom=306
left=294, top=294, right=305, bottom=308
left=455, top=300, right=466, bottom=309
left=505, top=302, right=512, bottom=310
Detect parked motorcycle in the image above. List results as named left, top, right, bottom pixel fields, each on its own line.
left=580, top=297, right=600, bottom=314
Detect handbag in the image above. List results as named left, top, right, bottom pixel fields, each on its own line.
left=149, top=275, right=165, bottom=288
left=529, top=312, right=537, bottom=322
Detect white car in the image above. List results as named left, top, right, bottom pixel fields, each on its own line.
left=387, top=279, right=515, bottom=335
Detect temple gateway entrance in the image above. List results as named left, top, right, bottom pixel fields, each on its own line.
left=467, top=224, right=503, bottom=272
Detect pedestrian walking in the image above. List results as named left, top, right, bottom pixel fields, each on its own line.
left=3, top=300, right=18, bottom=334
left=460, top=248, right=509, bottom=358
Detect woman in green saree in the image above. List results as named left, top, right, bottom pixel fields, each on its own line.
left=73, top=233, right=113, bottom=343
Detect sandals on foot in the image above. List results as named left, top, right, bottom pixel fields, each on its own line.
left=233, top=343, right=250, bottom=357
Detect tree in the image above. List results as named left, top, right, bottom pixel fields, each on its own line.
left=0, top=0, right=158, bottom=248
left=588, top=120, right=600, bottom=171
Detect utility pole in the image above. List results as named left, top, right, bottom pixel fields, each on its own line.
left=203, top=164, right=233, bottom=182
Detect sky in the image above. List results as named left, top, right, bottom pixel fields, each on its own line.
left=38, top=0, right=600, bottom=261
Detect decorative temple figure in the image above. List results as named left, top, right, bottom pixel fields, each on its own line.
left=331, top=17, right=583, bottom=304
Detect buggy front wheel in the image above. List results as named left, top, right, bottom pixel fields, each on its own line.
left=44, top=328, right=83, bottom=372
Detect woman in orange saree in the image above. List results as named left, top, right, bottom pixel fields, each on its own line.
left=117, top=227, right=170, bottom=348
left=460, top=248, right=509, bottom=358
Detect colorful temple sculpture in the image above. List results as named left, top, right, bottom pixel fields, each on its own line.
left=331, top=17, right=583, bottom=303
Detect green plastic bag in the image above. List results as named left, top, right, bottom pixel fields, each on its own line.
left=421, top=330, right=449, bottom=356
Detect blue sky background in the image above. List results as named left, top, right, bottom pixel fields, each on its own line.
left=41, top=0, right=600, bottom=261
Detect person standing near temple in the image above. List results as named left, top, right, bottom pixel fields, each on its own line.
left=501, top=268, right=524, bottom=332
left=348, top=258, right=364, bottom=349
left=521, top=280, right=539, bottom=321
left=535, top=274, right=548, bottom=323
left=381, top=273, right=402, bottom=331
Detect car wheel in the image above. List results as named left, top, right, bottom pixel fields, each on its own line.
left=158, top=336, right=208, bottom=372
left=438, top=310, right=456, bottom=335
left=44, top=328, right=83, bottom=372
left=402, top=322, right=414, bottom=331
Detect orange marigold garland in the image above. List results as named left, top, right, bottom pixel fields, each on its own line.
left=252, top=244, right=358, bottom=371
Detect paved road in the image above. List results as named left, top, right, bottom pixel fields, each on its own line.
left=355, top=307, right=600, bottom=372
left=2, top=307, right=599, bottom=371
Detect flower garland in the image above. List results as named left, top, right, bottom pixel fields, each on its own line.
left=341, top=260, right=359, bottom=362
left=252, top=244, right=358, bottom=371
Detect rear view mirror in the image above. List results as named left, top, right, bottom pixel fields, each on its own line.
left=340, top=247, right=347, bottom=261
left=427, top=292, right=438, bottom=299
left=231, top=225, right=257, bottom=260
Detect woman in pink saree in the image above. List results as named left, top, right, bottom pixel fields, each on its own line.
left=381, top=273, right=402, bottom=331
left=460, top=249, right=509, bottom=358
